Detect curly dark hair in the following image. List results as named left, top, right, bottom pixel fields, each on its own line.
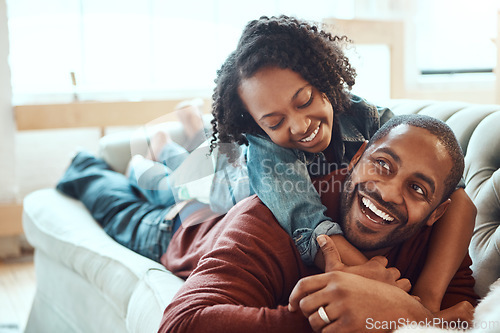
left=210, top=15, right=357, bottom=161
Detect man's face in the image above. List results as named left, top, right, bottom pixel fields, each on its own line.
left=340, top=125, right=453, bottom=255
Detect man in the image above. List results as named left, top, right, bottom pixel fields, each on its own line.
left=57, top=115, right=477, bottom=333
left=157, top=114, right=476, bottom=332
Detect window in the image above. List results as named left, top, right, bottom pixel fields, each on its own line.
left=6, top=0, right=353, bottom=104
left=415, top=0, right=498, bottom=74
left=7, top=0, right=499, bottom=104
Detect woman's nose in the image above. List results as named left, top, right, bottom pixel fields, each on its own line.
left=289, top=116, right=311, bottom=136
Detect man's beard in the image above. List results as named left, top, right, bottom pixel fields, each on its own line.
left=339, top=172, right=429, bottom=252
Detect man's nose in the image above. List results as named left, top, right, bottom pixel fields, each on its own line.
left=376, top=179, right=404, bottom=205
left=289, top=116, right=311, bottom=136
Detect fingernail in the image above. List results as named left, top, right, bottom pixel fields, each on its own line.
left=317, top=235, right=327, bottom=247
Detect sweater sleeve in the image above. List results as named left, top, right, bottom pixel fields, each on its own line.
left=159, top=197, right=314, bottom=333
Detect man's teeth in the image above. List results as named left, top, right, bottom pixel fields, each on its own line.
left=300, top=126, right=320, bottom=142
left=362, top=197, right=394, bottom=222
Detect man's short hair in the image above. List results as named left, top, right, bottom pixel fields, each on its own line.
left=367, top=114, right=464, bottom=202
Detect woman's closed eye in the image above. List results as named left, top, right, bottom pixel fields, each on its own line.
left=297, top=92, right=314, bottom=109
left=269, top=118, right=284, bottom=130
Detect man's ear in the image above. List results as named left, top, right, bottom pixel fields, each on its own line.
left=348, top=140, right=368, bottom=170
left=426, top=198, right=451, bottom=227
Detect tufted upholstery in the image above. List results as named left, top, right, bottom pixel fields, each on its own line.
left=387, top=99, right=500, bottom=298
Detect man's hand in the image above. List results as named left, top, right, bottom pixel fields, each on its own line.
left=321, top=235, right=409, bottom=290
left=289, top=235, right=411, bottom=312
left=288, top=235, right=419, bottom=332
left=290, top=271, right=432, bottom=332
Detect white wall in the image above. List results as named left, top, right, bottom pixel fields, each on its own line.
left=2, top=0, right=102, bottom=203
left=0, top=0, right=16, bottom=203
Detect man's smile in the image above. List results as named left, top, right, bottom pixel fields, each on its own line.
left=361, top=196, right=394, bottom=223
left=352, top=189, right=406, bottom=233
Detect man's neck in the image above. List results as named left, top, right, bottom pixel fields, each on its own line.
left=362, top=247, right=392, bottom=259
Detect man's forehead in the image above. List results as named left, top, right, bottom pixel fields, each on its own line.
left=369, top=125, right=443, bottom=154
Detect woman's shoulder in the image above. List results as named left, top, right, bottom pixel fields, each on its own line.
left=345, top=94, right=391, bottom=119
left=339, top=94, right=394, bottom=141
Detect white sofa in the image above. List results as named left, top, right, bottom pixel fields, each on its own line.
left=23, top=100, right=500, bottom=332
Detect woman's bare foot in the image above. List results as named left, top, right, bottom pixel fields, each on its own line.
left=145, top=128, right=172, bottom=161
left=175, top=98, right=205, bottom=140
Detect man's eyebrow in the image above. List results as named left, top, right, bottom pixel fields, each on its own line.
left=414, top=172, right=436, bottom=195
left=376, top=147, right=401, bottom=165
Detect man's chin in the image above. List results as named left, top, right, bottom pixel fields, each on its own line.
left=342, top=220, right=381, bottom=252
left=344, top=235, right=383, bottom=252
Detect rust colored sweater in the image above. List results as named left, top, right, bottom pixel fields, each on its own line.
left=159, top=170, right=477, bottom=333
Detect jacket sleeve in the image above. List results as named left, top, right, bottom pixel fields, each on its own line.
left=158, top=198, right=313, bottom=333
left=246, top=134, right=342, bottom=265
left=208, top=143, right=253, bottom=214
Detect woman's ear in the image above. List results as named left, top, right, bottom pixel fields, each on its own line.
left=348, top=140, right=368, bottom=170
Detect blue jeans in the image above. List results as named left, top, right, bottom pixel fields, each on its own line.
left=56, top=151, right=178, bottom=262
left=130, top=139, right=253, bottom=216
left=128, top=141, right=190, bottom=207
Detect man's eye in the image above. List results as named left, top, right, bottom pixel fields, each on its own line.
left=411, top=184, right=425, bottom=195
left=377, top=160, right=390, bottom=171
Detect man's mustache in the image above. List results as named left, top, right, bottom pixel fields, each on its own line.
left=349, top=181, right=408, bottom=225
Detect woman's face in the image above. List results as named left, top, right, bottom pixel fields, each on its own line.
left=238, top=67, right=334, bottom=153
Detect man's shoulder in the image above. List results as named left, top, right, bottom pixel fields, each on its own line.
left=207, top=195, right=302, bottom=272
left=223, top=195, right=283, bottom=231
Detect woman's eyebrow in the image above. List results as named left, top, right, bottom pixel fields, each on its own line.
left=292, top=84, right=311, bottom=101
left=259, top=112, right=280, bottom=121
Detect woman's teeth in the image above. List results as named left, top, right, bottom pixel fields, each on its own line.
left=362, top=197, right=394, bottom=222
left=300, top=125, right=320, bottom=143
